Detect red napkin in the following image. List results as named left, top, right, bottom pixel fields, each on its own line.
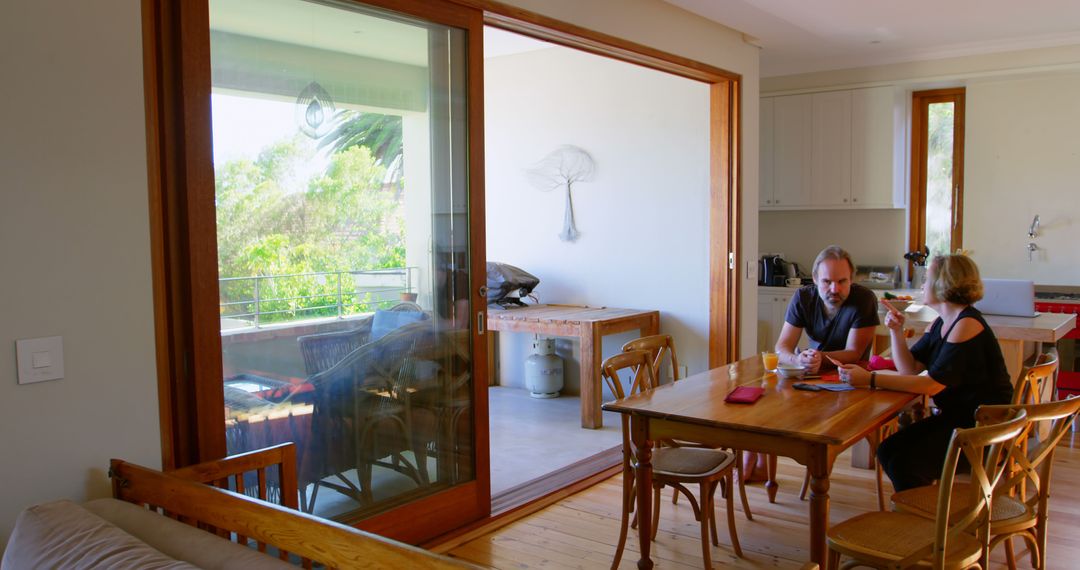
left=725, top=386, right=764, bottom=404
left=868, top=354, right=897, bottom=371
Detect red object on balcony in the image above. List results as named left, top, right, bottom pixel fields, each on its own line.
left=1035, top=301, right=1080, bottom=398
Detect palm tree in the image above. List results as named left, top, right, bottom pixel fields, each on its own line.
left=320, top=111, right=403, bottom=185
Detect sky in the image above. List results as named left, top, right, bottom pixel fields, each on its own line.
left=211, top=92, right=333, bottom=183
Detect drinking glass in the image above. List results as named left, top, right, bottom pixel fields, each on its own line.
left=761, top=351, right=779, bottom=372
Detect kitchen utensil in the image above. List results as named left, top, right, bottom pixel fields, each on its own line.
left=776, top=364, right=808, bottom=379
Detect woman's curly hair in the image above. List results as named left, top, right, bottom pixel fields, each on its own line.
left=928, top=254, right=983, bottom=305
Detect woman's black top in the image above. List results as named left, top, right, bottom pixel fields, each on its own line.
left=909, top=306, right=1013, bottom=422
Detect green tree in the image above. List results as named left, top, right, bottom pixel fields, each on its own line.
left=215, top=139, right=404, bottom=323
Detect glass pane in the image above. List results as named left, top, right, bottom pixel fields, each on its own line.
left=924, top=101, right=955, bottom=257
left=210, top=0, right=473, bottom=520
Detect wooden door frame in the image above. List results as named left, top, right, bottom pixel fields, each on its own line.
left=143, top=0, right=740, bottom=544
left=909, top=87, right=966, bottom=262
left=142, top=0, right=489, bottom=544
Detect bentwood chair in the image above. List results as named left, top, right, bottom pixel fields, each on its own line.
left=825, top=408, right=1028, bottom=570
left=622, top=334, right=754, bottom=521
left=603, top=350, right=742, bottom=570
left=891, top=397, right=1080, bottom=570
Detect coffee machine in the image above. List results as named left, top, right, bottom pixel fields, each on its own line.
left=759, top=255, right=793, bottom=287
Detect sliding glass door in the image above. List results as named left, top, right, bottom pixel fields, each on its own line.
left=170, top=0, right=488, bottom=542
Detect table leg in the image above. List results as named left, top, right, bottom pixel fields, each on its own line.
left=807, top=446, right=831, bottom=566
left=580, top=327, right=602, bottom=429
left=631, top=417, right=654, bottom=570
left=765, top=453, right=778, bottom=503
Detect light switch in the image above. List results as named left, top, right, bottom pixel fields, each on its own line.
left=32, top=351, right=52, bottom=368
left=16, top=336, right=64, bottom=384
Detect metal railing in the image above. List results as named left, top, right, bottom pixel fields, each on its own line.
left=219, top=267, right=417, bottom=328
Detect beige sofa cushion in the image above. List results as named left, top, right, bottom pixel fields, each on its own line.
left=2, top=500, right=198, bottom=569
left=83, top=498, right=294, bottom=570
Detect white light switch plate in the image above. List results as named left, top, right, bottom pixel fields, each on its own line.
left=16, top=336, right=64, bottom=384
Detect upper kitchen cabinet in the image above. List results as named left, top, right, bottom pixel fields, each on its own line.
left=811, top=90, right=852, bottom=206
left=851, top=87, right=903, bottom=208
left=767, top=94, right=812, bottom=208
left=761, top=86, right=904, bottom=210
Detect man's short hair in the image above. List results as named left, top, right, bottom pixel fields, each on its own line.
left=812, top=245, right=856, bottom=279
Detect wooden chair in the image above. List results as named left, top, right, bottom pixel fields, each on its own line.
left=603, top=350, right=742, bottom=570
left=622, top=334, right=753, bottom=521
left=891, top=397, right=1080, bottom=570
left=825, top=408, right=1028, bottom=570
left=1014, top=354, right=1057, bottom=407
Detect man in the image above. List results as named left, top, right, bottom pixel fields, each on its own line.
left=744, top=246, right=879, bottom=481
left=776, top=245, right=879, bottom=374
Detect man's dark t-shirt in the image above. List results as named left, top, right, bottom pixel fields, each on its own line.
left=784, top=283, right=880, bottom=352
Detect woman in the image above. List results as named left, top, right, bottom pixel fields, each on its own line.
left=837, top=254, right=1013, bottom=491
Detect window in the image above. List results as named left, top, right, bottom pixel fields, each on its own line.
left=910, top=88, right=965, bottom=259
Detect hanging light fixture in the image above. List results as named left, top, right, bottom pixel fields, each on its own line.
left=295, top=81, right=335, bottom=138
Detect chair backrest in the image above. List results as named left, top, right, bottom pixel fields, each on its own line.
left=297, top=326, right=370, bottom=376
left=601, top=350, right=657, bottom=401
left=921, top=409, right=1029, bottom=569
left=601, top=350, right=657, bottom=464
left=1012, top=353, right=1057, bottom=406
left=622, top=334, right=680, bottom=382
left=976, top=397, right=1080, bottom=516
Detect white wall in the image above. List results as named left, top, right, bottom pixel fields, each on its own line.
left=499, top=0, right=761, bottom=358
left=760, top=45, right=1080, bottom=288
left=486, top=45, right=710, bottom=392
left=964, top=74, right=1080, bottom=284
left=759, top=210, right=907, bottom=274
left=0, top=0, right=161, bottom=549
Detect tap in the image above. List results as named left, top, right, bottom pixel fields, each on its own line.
left=1028, top=214, right=1040, bottom=238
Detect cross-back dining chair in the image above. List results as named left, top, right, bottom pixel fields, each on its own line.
left=825, top=408, right=1028, bottom=570
left=891, top=397, right=1080, bottom=570
left=622, top=334, right=753, bottom=521
left=602, top=350, right=742, bottom=570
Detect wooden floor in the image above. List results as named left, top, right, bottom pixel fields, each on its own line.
left=448, top=431, right=1080, bottom=569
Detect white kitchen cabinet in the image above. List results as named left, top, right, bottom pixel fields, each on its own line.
left=757, top=287, right=805, bottom=352
left=811, top=91, right=852, bottom=207
left=761, top=87, right=903, bottom=210
left=770, top=94, right=812, bottom=208
left=759, top=97, right=774, bottom=208
left=851, top=86, right=902, bottom=208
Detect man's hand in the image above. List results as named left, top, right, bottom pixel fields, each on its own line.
left=797, top=349, right=823, bottom=374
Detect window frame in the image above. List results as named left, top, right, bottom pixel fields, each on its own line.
left=909, top=87, right=966, bottom=261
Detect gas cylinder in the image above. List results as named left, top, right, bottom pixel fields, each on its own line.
left=524, top=337, right=563, bottom=398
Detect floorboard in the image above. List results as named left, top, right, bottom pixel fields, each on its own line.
left=449, top=431, right=1080, bottom=568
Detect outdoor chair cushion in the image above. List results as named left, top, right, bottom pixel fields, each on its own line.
left=371, top=309, right=426, bottom=340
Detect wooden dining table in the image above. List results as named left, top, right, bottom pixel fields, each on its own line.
left=602, top=355, right=915, bottom=567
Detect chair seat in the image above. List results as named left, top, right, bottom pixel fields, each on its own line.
left=827, top=511, right=983, bottom=568
left=653, top=447, right=735, bottom=480
left=892, top=483, right=1033, bottom=528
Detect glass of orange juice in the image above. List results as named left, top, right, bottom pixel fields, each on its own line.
left=761, top=351, right=779, bottom=372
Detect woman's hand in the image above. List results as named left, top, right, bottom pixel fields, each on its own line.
left=837, top=363, right=871, bottom=387
left=883, top=306, right=906, bottom=332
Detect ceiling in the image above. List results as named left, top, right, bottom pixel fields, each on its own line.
left=664, top=0, right=1080, bottom=77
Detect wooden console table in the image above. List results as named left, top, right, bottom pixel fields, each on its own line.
left=486, top=304, right=660, bottom=429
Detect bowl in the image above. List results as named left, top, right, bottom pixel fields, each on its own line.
left=776, top=364, right=808, bottom=379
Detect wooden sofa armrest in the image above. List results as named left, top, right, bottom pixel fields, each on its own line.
left=169, top=442, right=300, bottom=509
left=110, top=446, right=476, bottom=569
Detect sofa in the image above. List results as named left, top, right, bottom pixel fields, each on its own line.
left=3, top=498, right=294, bottom=569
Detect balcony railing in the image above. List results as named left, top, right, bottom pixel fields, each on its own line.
left=219, top=267, right=417, bottom=329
